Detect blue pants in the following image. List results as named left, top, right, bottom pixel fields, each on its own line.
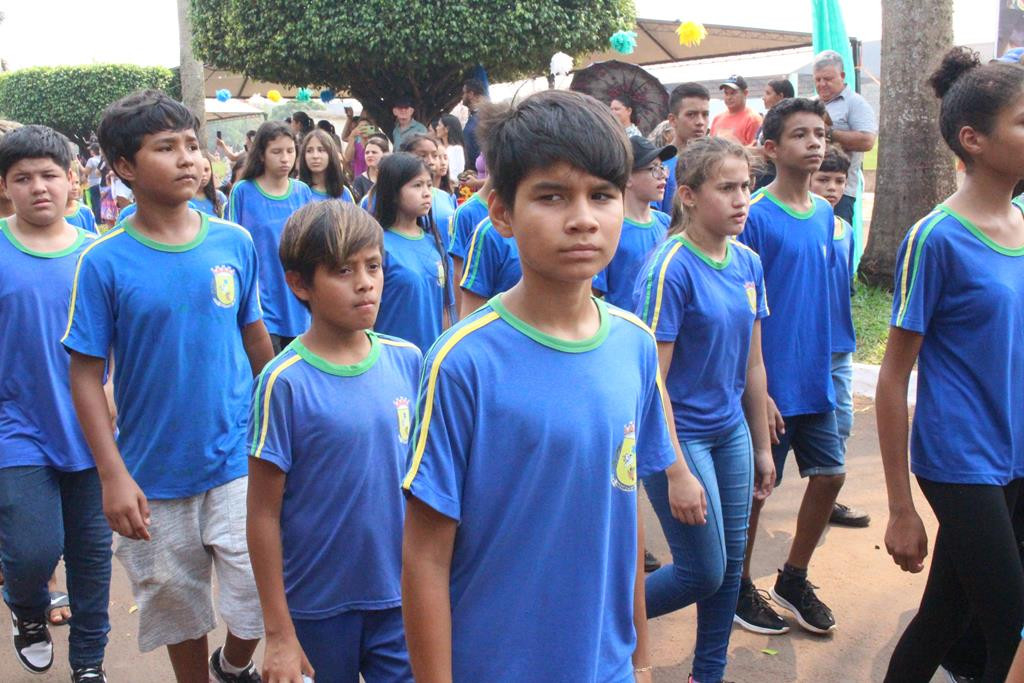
left=831, top=352, right=854, bottom=458
left=644, top=421, right=754, bottom=683
left=293, top=607, right=412, bottom=683
left=0, top=466, right=111, bottom=668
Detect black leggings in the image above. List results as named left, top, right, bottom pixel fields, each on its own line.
left=885, top=478, right=1024, bottom=682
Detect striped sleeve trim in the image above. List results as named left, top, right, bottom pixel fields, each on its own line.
left=61, top=227, right=126, bottom=342
left=250, top=354, right=303, bottom=458
left=402, top=310, right=500, bottom=490
left=895, top=211, right=944, bottom=327
left=607, top=307, right=655, bottom=339
left=459, top=219, right=491, bottom=289
left=637, top=238, right=684, bottom=331
left=379, top=337, right=419, bottom=350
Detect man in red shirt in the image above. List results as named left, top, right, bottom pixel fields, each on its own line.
left=711, top=75, right=762, bottom=145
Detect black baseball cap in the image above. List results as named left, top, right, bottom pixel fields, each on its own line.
left=629, top=136, right=676, bottom=170
left=393, top=95, right=415, bottom=108
left=720, top=75, right=748, bottom=91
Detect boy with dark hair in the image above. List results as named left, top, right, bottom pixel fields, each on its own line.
left=401, top=89, right=677, bottom=682
left=810, top=145, right=871, bottom=529
left=658, top=82, right=710, bottom=214
left=0, top=125, right=111, bottom=682
left=734, top=97, right=845, bottom=636
left=63, top=90, right=274, bottom=683
left=248, top=201, right=421, bottom=682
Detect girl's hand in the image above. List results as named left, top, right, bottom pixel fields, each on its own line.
left=666, top=469, right=707, bottom=525
left=885, top=509, right=928, bottom=573
left=753, top=449, right=776, bottom=500
left=766, top=395, right=785, bottom=445
left=262, top=632, right=314, bottom=683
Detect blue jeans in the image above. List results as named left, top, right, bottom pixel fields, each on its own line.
left=0, top=466, right=111, bottom=668
left=644, top=421, right=754, bottom=683
left=831, top=352, right=854, bottom=458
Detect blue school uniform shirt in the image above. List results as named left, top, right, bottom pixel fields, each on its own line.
left=250, top=333, right=422, bottom=618
left=117, top=200, right=206, bottom=224
left=737, top=190, right=835, bottom=416
left=892, top=204, right=1024, bottom=485
left=830, top=216, right=857, bottom=354
left=635, top=235, right=769, bottom=438
left=65, top=202, right=97, bottom=234
left=310, top=186, right=355, bottom=204
left=359, top=191, right=454, bottom=251
left=228, top=178, right=314, bottom=338
left=459, top=219, right=520, bottom=299
left=402, top=296, right=676, bottom=683
left=594, top=211, right=670, bottom=308
left=376, top=228, right=454, bottom=352
left=62, top=213, right=263, bottom=499
left=447, top=192, right=489, bottom=260
left=191, top=191, right=229, bottom=218
left=0, top=222, right=95, bottom=471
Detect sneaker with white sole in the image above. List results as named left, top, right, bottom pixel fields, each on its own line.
left=71, top=665, right=108, bottom=682
left=209, top=645, right=262, bottom=683
left=734, top=580, right=789, bottom=634
left=11, top=611, right=53, bottom=673
left=770, top=571, right=836, bottom=634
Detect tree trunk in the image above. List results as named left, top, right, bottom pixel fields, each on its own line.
left=178, top=0, right=205, bottom=126
left=858, top=0, right=956, bottom=289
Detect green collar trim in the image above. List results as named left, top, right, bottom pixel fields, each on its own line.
left=678, top=235, right=732, bottom=270
left=289, top=332, right=381, bottom=376
left=469, top=193, right=487, bottom=209
left=252, top=178, right=295, bottom=201
left=0, top=218, right=86, bottom=258
left=760, top=189, right=816, bottom=219
left=939, top=204, right=1024, bottom=256
left=387, top=226, right=425, bottom=241
left=64, top=201, right=81, bottom=217
left=123, top=211, right=209, bottom=252
left=489, top=294, right=609, bottom=353
left=624, top=215, right=657, bottom=229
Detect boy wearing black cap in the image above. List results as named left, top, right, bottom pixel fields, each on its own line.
left=594, top=136, right=676, bottom=311
left=712, top=75, right=763, bottom=145
left=391, top=96, right=427, bottom=151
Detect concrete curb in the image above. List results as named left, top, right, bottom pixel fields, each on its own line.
left=853, top=362, right=917, bottom=406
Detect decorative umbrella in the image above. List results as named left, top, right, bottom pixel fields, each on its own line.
left=569, top=60, right=668, bottom=136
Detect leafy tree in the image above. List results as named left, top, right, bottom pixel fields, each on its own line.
left=190, top=0, right=634, bottom=130
left=0, top=65, right=174, bottom=146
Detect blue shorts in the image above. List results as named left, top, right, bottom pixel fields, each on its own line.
left=292, top=606, right=411, bottom=683
left=772, top=411, right=845, bottom=486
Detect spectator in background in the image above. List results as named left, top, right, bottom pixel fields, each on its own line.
left=84, top=144, right=103, bottom=222
left=753, top=79, right=796, bottom=189
left=609, top=95, right=642, bottom=137
left=216, top=129, right=256, bottom=164
left=711, top=75, right=762, bottom=145
left=290, top=111, right=315, bottom=142
left=461, top=78, right=489, bottom=173
left=352, top=134, right=388, bottom=202
left=649, top=120, right=675, bottom=147
left=656, top=82, right=710, bottom=214
left=391, top=96, right=428, bottom=151
left=433, top=113, right=467, bottom=184
left=813, top=50, right=878, bottom=223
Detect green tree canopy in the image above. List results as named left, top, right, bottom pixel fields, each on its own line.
left=190, top=0, right=634, bottom=130
left=0, top=64, right=174, bottom=147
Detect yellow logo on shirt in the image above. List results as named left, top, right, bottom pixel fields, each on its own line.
left=612, top=422, right=637, bottom=492
left=745, top=281, right=758, bottom=314
left=436, top=260, right=445, bottom=287
left=211, top=265, right=237, bottom=308
left=394, top=397, right=411, bottom=444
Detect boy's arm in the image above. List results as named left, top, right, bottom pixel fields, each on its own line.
left=402, top=496, right=457, bottom=683
left=242, top=320, right=275, bottom=375
left=247, top=458, right=314, bottom=682
left=632, top=496, right=652, bottom=683
left=69, top=351, right=150, bottom=540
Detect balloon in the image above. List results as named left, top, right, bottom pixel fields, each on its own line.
left=215, top=89, right=231, bottom=102
left=267, top=90, right=282, bottom=103
left=320, top=89, right=335, bottom=103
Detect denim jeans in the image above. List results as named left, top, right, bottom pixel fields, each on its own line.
left=644, top=421, right=754, bottom=683
left=0, top=466, right=111, bottom=668
left=831, top=351, right=854, bottom=458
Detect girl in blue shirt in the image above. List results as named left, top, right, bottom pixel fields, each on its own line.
left=371, top=153, right=454, bottom=350
left=192, top=151, right=227, bottom=218
left=298, top=129, right=355, bottom=204
left=879, top=47, right=1024, bottom=683
left=634, top=137, right=775, bottom=683
left=399, top=134, right=457, bottom=247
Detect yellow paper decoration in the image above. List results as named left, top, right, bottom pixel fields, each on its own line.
left=267, top=89, right=283, bottom=102
left=677, top=21, right=707, bottom=47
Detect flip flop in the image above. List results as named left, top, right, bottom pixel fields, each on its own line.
left=47, top=591, right=70, bottom=627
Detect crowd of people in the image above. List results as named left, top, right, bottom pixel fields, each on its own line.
left=0, top=43, right=1021, bottom=683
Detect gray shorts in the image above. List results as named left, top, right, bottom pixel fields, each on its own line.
left=115, top=476, right=264, bottom=652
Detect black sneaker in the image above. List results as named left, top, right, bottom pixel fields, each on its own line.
left=733, top=580, right=789, bottom=634
left=210, top=646, right=262, bottom=683
left=770, top=571, right=836, bottom=634
left=829, top=502, right=871, bottom=528
left=11, top=611, right=53, bottom=673
left=644, top=549, right=661, bottom=573
left=71, top=665, right=107, bottom=682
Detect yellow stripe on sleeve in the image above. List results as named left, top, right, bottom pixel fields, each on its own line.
left=252, top=355, right=303, bottom=458
left=649, top=241, right=684, bottom=332
left=896, top=215, right=930, bottom=323
left=379, top=338, right=418, bottom=350
left=61, top=228, right=125, bottom=342
left=607, top=307, right=655, bottom=339
left=402, top=311, right=500, bottom=490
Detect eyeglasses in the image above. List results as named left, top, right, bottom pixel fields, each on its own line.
left=645, top=163, right=669, bottom=178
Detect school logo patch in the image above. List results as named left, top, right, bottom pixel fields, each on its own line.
left=211, top=265, right=237, bottom=308
left=394, top=397, right=411, bottom=444
left=744, top=281, right=758, bottom=314
left=435, top=260, right=445, bottom=287
left=612, top=422, right=637, bottom=492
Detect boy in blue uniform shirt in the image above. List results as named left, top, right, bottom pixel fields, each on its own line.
left=457, top=217, right=520, bottom=317
left=593, top=135, right=674, bottom=309
left=401, top=90, right=677, bottom=683
left=63, top=91, right=274, bottom=683
left=734, top=98, right=845, bottom=636
left=0, top=125, right=111, bottom=682
left=248, top=201, right=421, bottom=682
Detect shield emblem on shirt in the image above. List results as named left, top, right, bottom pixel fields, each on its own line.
left=436, top=260, right=445, bottom=287
left=745, top=282, right=757, bottom=314
left=211, top=265, right=237, bottom=308
left=612, top=422, right=637, bottom=492
left=394, top=397, right=411, bottom=444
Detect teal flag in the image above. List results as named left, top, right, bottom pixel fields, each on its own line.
left=812, top=0, right=866, bottom=271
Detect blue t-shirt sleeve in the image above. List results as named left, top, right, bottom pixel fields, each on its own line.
left=238, top=232, right=263, bottom=327
left=249, top=366, right=293, bottom=471
left=227, top=183, right=243, bottom=224
left=752, top=254, right=770, bottom=320
left=637, top=338, right=677, bottom=478
left=460, top=224, right=499, bottom=297
left=634, top=242, right=687, bottom=342
left=891, top=222, right=942, bottom=334
left=403, top=360, right=474, bottom=522
left=62, top=252, right=114, bottom=359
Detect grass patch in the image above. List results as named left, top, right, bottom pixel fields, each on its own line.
left=851, top=282, right=892, bottom=364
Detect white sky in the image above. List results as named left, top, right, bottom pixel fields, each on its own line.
left=0, top=0, right=999, bottom=70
